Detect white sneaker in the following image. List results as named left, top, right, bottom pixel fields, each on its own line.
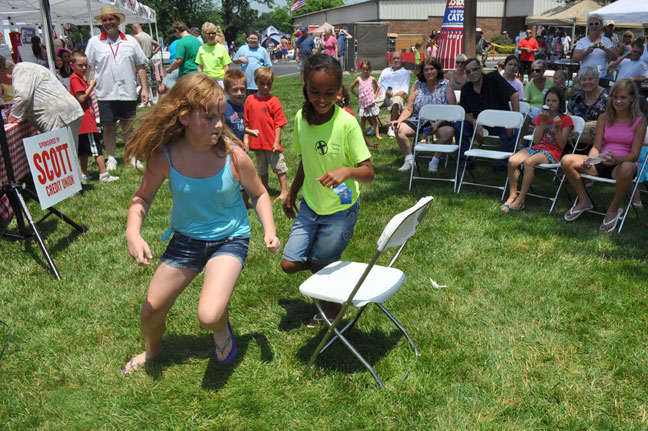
left=365, top=126, right=375, bottom=136
left=428, top=157, right=440, bottom=173
left=398, top=160, right=414, bottom=172
left=129, top=157, right=144, bottom=169
left=99, top=172, right=119, bottom=183
left=80, top=173, right=88, bottom=184
left=387, top=126, right=395, bottom=138
left=106, top=156, right=118, bottom=171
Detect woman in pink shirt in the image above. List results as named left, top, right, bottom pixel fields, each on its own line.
left=562, top=79, right=646, bottom=232
left=321, top=28, right=338, bottom=58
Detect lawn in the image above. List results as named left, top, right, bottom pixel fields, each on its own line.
left=1, top=73, right=647, bottom=430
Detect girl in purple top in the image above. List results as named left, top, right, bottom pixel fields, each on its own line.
left=562, top=78, right=647, bottom=232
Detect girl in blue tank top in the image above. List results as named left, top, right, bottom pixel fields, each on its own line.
left=122, top=74, right=280, bottom=375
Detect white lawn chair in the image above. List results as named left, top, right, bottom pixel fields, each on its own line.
left=408, top=105, right=465, bottom=192
left=575, top=134, right=648, bottom=232
left=456, top=110, right=525, bottom=195
left=524, top=115, right=585, bottom=213
left=299, top=196, right=433, bottom=388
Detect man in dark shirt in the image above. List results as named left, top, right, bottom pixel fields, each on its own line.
left=457, top=57, right=519, bottom=167
left=296, top=27, right=316, bottom=69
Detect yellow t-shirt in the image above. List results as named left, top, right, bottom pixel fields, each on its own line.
left=293, top=105, right=371, bottom=215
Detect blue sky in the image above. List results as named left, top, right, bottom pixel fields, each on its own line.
left=251, top=0, right=364, bottom=14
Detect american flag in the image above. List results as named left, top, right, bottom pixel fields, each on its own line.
left=290, top=0, right=306, bottom=13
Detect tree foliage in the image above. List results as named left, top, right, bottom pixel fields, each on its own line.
left=256, top=5, right=294, bottom=35
left=220, top=0, right=274, bottom=44
left=142, top=0, right=221, bottom=44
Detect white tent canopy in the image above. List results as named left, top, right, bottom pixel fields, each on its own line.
left=0, top=0, right=156, bottom=25
left=588, top=0, right=648, bottom=29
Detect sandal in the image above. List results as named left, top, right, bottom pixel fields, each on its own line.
left=214, top=321, right=237, bottom=365
left=600, top=208, right=623, bottom=233
left=121, top=356, right=145, bottom=376
left=564, top=202, right=593, bottom=222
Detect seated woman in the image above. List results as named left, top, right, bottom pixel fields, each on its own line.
left=561, top=78, right=647, bottom=232
left=502, top=87, right=573, bottom=212
left=450, top=53, right=467, bottom=91
left=567, top=65, right=609, bottom=149
left=390, top=57, right=456, bottom=173
left=524, top=59, right=554, bottom=118
left=501, top=55, right=524, bottom=101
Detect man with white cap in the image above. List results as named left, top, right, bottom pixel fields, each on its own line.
left=85, top=5, right=149, bottom=171
left=475, top=28, right=491, bottom=67
left=604, top=20, right=621, bottom=55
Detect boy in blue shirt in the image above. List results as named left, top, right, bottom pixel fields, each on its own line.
left=224, top=69, right=258, bottom=207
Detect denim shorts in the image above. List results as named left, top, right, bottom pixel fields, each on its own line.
left=282, top=199, right=359, bottom=266
left=160, top=232, right=250, bottom=272
left=526, top=148, right=557, bottom=164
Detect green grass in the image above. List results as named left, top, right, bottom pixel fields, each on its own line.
left=1, top=74, right=648, bottom=430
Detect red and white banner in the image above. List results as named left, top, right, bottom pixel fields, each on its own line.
left=23, top=127, right=81, bottom=210
left=436, top=0, right=464, bottom=71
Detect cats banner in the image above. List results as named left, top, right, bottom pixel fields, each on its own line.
left=436, top=0, right=464, bottom=70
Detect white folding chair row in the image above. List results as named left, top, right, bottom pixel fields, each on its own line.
left=523, top=115, right=586, bottom=213
left=408, top=104, right=465, bottom=192
left=299, top=197, right=433, bottom=388
left=576, top=135, right=648, bottom=232
left=457, top=109, right=525, bottom=195
left=482, top=101, right=529, bottom=149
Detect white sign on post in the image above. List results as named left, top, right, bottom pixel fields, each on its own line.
left=23, top=127, right=82, bottom=210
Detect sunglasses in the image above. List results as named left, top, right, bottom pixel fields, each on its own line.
left=466, top=66, right=481, bottom=74
left=456, top=61, right=465, bottom=64
left=589, top=22, right=601, bottom=26
left=531, top=69, right=543, bottom=73
left=207, top=32, right=217, bottom=35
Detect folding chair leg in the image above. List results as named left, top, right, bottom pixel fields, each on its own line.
left=377, top=303, right=419, bottom=384
left=320, top=306, right=367, bottom=354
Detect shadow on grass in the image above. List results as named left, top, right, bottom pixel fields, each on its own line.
left=277, top=298, right=316, bottom=332
left=297, top=327, right=403, bottom=375
left=140, top=331, right=273, bottom=391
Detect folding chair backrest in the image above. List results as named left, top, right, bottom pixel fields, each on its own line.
left=377, top=196, right=433, bottom=252
left=476, top=109, right=525, bottom=129
left=519, top=101, right=531, bottom=117
left=418, top=104, right=465, bottom=123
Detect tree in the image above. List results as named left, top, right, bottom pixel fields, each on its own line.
left=220, top=0, right=274, bottom=44
left=256, top=6, right=294, bottom=35
left=143, top=0, right=221, bottom=44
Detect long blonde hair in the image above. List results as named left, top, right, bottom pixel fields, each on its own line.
left=605, top=78, right=642, bottom=125
left=126, top=73, right=238, bottom=164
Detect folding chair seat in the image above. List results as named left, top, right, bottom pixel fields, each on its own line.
left=456, top=109, right=525, bottom=195
left=299, top=196, right=433, bottom=388
left=408, top=104, right=465, bottom=192
left=523, top=115, right=586, bottom=213
left=575, top=136, right=648, bottom=232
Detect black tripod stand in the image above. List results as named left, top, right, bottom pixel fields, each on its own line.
left=0, top=116, right=85, bottom=280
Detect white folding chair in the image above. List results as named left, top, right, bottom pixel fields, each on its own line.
left=520, top=115, right=585, bottom=212
left=575, top=137, right=648, bottom=232
left=484, top=101, right=529, bottom=147
left=456, top=110, right=525, bottom=195
left=408, top=105, right=465, bottom=192
left=299, top=196, right=433, bottom=388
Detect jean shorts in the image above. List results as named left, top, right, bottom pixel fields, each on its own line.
left=160, top=232, right=250, bottom=272
left=282, top=199, right=359, bottom=266
left=526, top=148, right=557, bottom=164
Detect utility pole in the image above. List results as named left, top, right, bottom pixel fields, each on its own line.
left=463, top=0, right=476, bottom=57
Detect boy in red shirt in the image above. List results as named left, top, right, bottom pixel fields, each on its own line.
left=69, top=51, right=118, bottom=183
left=244, top=67, right=288, bottom=202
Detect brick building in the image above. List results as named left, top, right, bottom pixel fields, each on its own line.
left=293, top=0, right=563, bottom=50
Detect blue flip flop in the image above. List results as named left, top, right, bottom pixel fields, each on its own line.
left=214, top=321, right=237, bottom=365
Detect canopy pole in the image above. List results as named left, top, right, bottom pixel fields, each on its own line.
left=39, top=0, right=57, bottom=75
left=87, top=0, right=95, bottom=37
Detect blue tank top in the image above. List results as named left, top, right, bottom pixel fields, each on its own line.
left=163, top=146, right=250, bottom=241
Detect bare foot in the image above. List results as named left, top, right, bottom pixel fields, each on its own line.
left=274, top=193, right=288, bottom=203
left=366, top=141, right=379, bottom=148
left=375, top=135, right=383, bottom=140
left=121, top=351, right=149, bottom=376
